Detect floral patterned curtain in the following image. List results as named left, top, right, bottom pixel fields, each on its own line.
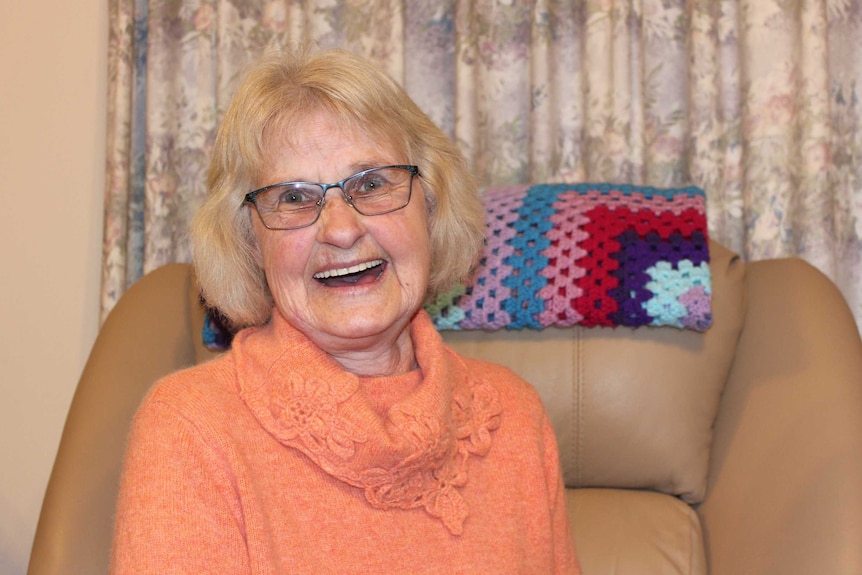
left=103, top=0, right=862, bottom=331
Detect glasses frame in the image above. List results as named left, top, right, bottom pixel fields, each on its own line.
left=243, top=164, right=420, bottom=230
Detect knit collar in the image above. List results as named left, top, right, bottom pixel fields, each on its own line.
left=234, top=310, right=502, bottom=535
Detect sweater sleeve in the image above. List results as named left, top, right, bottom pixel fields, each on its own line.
left=110, top=394, right=249, bottom=574
left=541, top=414, right=581, bottom=575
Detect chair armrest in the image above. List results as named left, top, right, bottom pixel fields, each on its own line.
left=29, top=263, right=202, bottom=575
left=700, top=257, right=862, bottom=575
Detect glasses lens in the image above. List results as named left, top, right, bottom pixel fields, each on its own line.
left=344, top=167, right=413, bottom=216
left=256, top=184, right=323, bottom=229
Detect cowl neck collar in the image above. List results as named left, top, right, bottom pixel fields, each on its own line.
left=234, top=310, right=502, bottom=535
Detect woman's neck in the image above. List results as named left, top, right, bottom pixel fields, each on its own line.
left=314, top=321, right=417, bottom=377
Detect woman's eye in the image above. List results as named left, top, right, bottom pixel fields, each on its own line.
left=277, top=188, right=316, bottom=205
left=279, top=192, right=303, bottom=203
left=355, top=177, right=388, bottom=195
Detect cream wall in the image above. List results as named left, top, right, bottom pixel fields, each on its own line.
left=0, top=0, right=107, bottom=572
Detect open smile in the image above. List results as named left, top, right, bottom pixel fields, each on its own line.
left=313, top=259, right=386, bottom=287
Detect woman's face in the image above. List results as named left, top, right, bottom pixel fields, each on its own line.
left=251, top=111, right=431, bottom=359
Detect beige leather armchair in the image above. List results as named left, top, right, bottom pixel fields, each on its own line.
left=29, top=241, right=862, bottom=574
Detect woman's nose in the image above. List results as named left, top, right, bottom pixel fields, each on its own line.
left=315, top=190, right=365, bottom=247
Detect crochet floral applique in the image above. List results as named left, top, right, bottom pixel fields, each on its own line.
left=455, top=376, right=502, bottom=456
left=358, top=377, right=502, bottom=536
left=267, top=372, right=368, bottom=460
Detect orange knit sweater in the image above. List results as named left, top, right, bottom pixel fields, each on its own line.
left=111, top=311, right=579, bottom=574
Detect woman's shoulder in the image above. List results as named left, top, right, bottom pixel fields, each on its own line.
left=457, top=354, right=545, bottom=410
left=455, top=354, right=556, bottom=456
left=135, top=352, right=241, bottom=426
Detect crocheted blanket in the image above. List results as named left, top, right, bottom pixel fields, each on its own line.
left=204, top=183, right=711, bottom=350
left=425, top=183, right=711, bottom=332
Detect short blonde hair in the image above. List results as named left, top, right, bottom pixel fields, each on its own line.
left=191, top=48, right=485, bottom=329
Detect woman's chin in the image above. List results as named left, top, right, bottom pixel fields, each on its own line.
left=324, top=306, right=416, bottom=342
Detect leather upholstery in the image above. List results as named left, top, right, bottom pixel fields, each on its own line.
left=28, top=241, right=862, bottom=575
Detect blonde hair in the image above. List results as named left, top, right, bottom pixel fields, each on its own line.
left=191, top=48, right=485, bottom=329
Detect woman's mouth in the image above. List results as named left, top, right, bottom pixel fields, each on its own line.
left=313, top=259, right=386, bottom=287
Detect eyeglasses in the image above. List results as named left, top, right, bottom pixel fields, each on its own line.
left=243, top=165, right=419, bottom=230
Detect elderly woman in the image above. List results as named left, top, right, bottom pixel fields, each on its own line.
left=110, top=48, right=578, bottom=574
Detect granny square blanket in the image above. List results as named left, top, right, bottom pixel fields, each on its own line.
left=424, top=183, right=711, bottom=332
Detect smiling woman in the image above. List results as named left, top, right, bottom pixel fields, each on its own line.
left=109, top=47, right=580, bottom=574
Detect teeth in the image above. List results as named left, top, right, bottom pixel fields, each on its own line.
left=314, top=259, right=384, bottom=279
